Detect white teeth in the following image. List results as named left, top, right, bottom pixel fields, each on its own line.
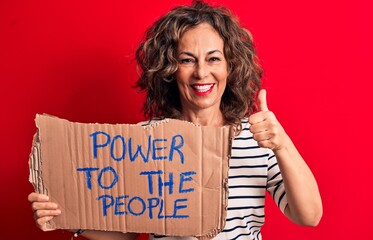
left=193, top=84, right=214, bottom=92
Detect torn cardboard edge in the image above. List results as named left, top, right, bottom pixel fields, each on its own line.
left=29, top=114, right=234, bottom=238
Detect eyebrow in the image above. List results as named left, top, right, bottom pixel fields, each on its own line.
left=178, top=49, right=223, bottom=57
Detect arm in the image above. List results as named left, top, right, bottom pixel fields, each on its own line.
left=272, top=135, right=322, bottom=226
left=28, top=192, right=139, bottom=239
left=248, top=89, right=322, bottom=226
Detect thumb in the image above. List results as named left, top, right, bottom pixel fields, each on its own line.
left=258, top=89, right=269, bottom=111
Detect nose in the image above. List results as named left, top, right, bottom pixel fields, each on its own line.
left=194, top=62, right=208, bottom=80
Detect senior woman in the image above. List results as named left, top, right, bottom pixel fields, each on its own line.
left=28, top=1, right=322, bottom=240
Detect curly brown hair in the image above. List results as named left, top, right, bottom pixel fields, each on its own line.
left=135, top=0, right=262, bottom=130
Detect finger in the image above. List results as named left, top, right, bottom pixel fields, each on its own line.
left=249, top=120, right=268, bottom=134
left=252, top=131, right=271, bottom=142
left=35, top=209, right=61, bottom=218
left=248, top=111, right=266, bottom=125
left=32, top=202, right=59, bottom=211
left=28, top=192, right=49, bottom=202
left=257, top=139, right=276, bottom=150
left=258, top=89, right=269, bottom=112
left=36, top=216, right=54, bottom=231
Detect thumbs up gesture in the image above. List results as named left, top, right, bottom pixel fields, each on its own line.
left=248, top=89, right=289, bottom=151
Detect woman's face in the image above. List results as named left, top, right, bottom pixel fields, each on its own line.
left=175, top=23, right=228, bottom=115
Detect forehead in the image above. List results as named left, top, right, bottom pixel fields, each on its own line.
left=177, top=23, right=224, bottom=52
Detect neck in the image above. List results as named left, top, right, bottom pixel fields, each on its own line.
left=180, top=109, right=225, bottom=127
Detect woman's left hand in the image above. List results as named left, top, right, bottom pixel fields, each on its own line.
left=249, top=89, right=323, bottom=226
left=248, top=89, right=290, bottom=151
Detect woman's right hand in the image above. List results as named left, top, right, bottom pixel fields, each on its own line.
left=28, top=192, right=61, bottom=231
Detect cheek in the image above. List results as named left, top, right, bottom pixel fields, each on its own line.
left=212, top=64, right=228, bottom=81
left=175, top=69, right=188, bottom=84
left=216, top=71, right=228, bottom=86
left=175, top=79, right=189, bottom=96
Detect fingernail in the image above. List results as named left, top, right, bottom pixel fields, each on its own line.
left=56, top=209, right=61, bottom=214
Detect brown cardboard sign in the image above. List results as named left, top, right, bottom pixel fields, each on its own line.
left=29, top=114, right=233, bottom=238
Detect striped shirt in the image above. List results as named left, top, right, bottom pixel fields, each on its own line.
left=147, top=119, right=288, bottom=240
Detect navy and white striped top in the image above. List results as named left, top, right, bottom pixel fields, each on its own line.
left=149, top=119, right=288, bottom=240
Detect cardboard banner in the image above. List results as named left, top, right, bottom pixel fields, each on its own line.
left=29, top=114, right=233, bottom=238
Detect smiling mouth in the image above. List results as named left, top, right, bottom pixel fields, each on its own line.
left=191, top=84, right=215, bottom=93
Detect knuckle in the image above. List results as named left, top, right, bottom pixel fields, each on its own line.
left=268, top=120, right=277, bottom=128
left=249, top=126, right=255, bottom=133
left=31, top=202, right=38, bottom=211
left=252, top=134, right=258, bottom=141
left=271, top=128, right=278, bottom=135
left=267, top=111, right=275, bottom=118
left=36, top=217, right=44, bottom=226
left=35, top=210, right=43, bottom=218
left=36, top=216, right=53, bottom=230
left=248, top=116, right=254, bottom=124
left=27, top=193, right=34, bottom=202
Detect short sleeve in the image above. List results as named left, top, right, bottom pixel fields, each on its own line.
left=266, top=151, right=288, bottom=213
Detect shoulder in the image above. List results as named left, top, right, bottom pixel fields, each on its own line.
left=234, top=118, right=251, bottom=137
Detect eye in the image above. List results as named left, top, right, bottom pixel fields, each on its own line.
left=209, top=57, right=221, bottom=62
left=180, top=58, right=195, bottom=64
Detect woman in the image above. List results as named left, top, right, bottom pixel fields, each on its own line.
left=28, top=1, right=322, bottom=239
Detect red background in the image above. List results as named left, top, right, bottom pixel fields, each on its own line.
left=1, top=0, right=372, bottom=239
